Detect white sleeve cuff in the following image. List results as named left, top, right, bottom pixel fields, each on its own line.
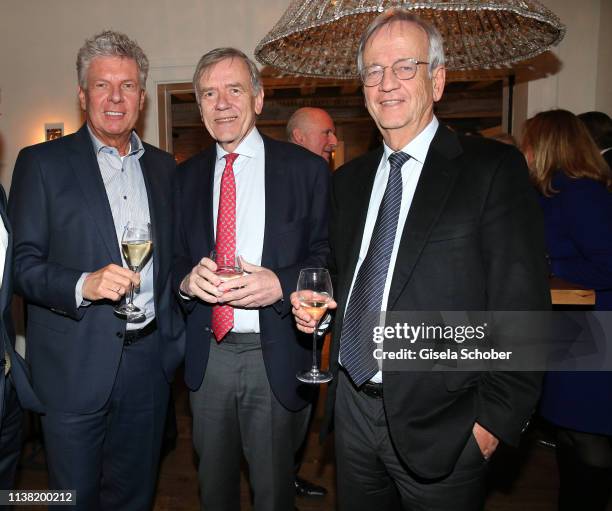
left=75, top=272, right=92, bottom=307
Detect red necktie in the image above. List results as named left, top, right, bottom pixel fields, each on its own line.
left=211, top=153, right=238, bottom=342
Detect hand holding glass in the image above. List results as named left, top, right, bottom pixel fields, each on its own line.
left=210, top=250, right=244, bottom=285
left=296, top=268, right=333, bottom=384
left=115, top=222, right=152, bottom=322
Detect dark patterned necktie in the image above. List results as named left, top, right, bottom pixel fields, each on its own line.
left=339, top=151, right=410, bottom=386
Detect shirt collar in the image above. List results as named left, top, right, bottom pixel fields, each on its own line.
left=382, top=116, right=439, bottom=165
left=215, top=127, right=263, bottom=162
left=87, top=125, right=145, bottom=159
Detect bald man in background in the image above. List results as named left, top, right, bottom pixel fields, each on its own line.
left=286, top=106, right=337, bottom=500
left=287, top=107, right=338, bottom=163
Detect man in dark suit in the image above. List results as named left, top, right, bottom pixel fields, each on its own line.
left=578, top=111, right=612, bottom=169
left=0, top=184, right=44, bottom=490
left=292, top=9, right=550, bottom=511
left=287, top=107, right=338, bottom=164
left=9, top=31, right=184, bottom=510
left=174, top=48, right=329, bottom=511
left=286, top=106, right=337, bottom=500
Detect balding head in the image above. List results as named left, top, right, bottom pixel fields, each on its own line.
left=287, top=107, right=337, bottom=161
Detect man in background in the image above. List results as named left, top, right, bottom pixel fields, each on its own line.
left=287, top=107, right=338, bottom=163
left=578, top=111, right=612, bottom=168
left=0, top=183, right=44, bottom=491
left=286, top=106, right=338, bottom=499
left=9, top=30, right=183, bottom=510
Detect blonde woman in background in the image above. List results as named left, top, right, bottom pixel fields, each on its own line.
left=522, top=109, right=612, bottom=511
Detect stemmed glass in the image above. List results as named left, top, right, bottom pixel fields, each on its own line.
left=115, top=222, right=153, bottom=322
left=296, top=268, right=334, bottom=384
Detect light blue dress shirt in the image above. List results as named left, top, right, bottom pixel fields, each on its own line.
left=75, top=127, right=155, bottom=329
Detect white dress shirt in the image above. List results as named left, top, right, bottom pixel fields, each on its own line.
left=342, top=116, right=439, bottom=382
left=213, top=128, right=266, bottom=333
left=0, top=214, right=7, bottom=289
left=0, top=213, right=9, bottom=375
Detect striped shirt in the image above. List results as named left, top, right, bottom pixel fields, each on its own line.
left=75, top=128, right=154, bottom=329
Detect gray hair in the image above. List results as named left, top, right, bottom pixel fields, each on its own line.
left=357, top=8, right=445, bottom=77
left=77, top=30, right=149, bottom=89
left=192, top=47, right=262, bottom=101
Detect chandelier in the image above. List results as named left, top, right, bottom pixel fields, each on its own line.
left=255, top=0, right=565, bottom=78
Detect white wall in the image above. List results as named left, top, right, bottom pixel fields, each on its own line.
left=0, top=0, right=610, bottom=192
left=0, top=0, right=291, bottom=191
left=525, top=0, right=609, bottom=119
left=595, top=0, right=612, bottom=112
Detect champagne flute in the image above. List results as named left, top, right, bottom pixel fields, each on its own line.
left=296, top=268, right=334, bottom=384
left=115, top=222, right=153, bottom=322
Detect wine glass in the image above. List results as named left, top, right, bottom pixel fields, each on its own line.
left=115, top=222, right=153, bottom=322
left=296, top=268, right=334, bottom=384
left=210, top=250, right=244, bottom=284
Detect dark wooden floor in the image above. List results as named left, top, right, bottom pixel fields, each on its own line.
left=12, top=375, right=612, bottom=511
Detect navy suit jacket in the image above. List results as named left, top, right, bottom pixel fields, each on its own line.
left=0, top=186, right=44, bottom=425
left=326, top=126, right=551, bottom=479
left=8, top=124, right=184, bottom=414
left=173, top=133, right=330, bottom=411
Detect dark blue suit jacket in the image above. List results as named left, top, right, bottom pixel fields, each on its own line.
left=0, top=186, right=44, bottom=424
left=8, top=124, right=184, bottom=414
left=173, top=133, right=330, bottom=411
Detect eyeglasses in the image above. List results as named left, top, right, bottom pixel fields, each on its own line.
left=360, top=58, right=429, bottom=87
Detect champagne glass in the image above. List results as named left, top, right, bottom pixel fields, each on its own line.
left=210, top=250, right=244, bottom=284
left=296, top=268, right=334, bottom=384
left=115, top=222, right=153, bottom=322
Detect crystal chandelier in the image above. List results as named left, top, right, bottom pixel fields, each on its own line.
left=255, top=0, right=565, bottom=78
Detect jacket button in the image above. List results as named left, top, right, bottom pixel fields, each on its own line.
left=116, top=332, right=124, bottom=339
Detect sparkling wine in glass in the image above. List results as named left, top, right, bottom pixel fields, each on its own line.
left=296, top=268, right=334, bottom=384
left=115, top=222, right=152, bottom=322
left=210, top=251, right=244, bottom=285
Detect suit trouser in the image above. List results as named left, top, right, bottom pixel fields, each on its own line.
left=0, top=373, right=22, bottom=491
left=335, top=370, right=487, bottom=511
left=191, top=334, right=307, bottom=511
left=41, top=331, right=169, bottom=511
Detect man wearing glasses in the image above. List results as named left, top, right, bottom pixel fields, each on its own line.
left=292, top=8, right=550, bottom=510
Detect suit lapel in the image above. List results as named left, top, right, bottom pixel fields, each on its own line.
left=261, top=136, right=283, bottom=267
left=387, top=126, right=463, bottom=309
left=336, top=149, right=382, bottom=317
left=201, top=150, right=216, bottom=253
left=183, top=147, right=216, bottom=259
left=69, top=125, right=122, bottom=264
